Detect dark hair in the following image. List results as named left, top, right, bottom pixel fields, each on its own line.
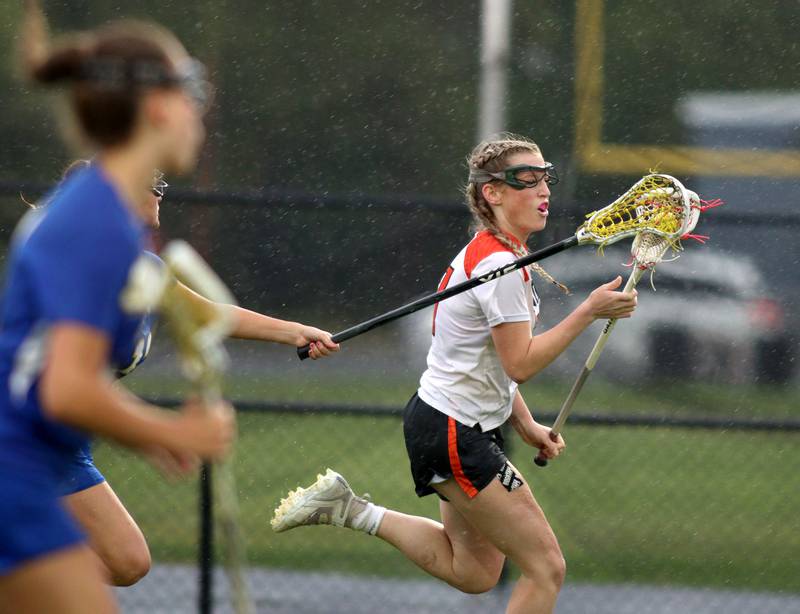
left=20, top=1, right=184, bottom=147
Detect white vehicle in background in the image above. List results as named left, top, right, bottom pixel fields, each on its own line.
left=536, top=245, right=794, bottom=385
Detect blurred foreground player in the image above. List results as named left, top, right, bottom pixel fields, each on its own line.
left=0, top=4, right=233, bottom=611
left=49, top=164, right=338, bottom=587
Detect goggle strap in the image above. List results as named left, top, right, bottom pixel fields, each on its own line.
left=468, top=168, right=497, bottom=183
left=469, top=163, right=555, bottom=185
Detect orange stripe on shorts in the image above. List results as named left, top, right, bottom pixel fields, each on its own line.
left=447, top=417, right=478, bottom=498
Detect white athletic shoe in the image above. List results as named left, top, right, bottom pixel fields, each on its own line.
left=271, top=468, right=368, bottom=533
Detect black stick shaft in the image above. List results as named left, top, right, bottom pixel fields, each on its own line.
left=298, top=235, right=579, bottom=360
left=198, top=462, right=213, bottom=614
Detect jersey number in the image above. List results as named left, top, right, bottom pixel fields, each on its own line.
left=432, top=266, right=454, bottom=336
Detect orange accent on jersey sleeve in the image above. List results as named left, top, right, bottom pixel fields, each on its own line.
left=448, top=417, right=479, bottom=498
left=463, top=231, right=508, bottom=278
left=463, top=230, right=530, bottom=282
left=432, top=266, right=455, bottom=336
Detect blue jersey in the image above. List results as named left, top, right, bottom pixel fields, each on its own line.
left=0, top=165, right=147, bottom=484
left=57, top=251, right=159, bottom=497
left=114, top=251, right=160, bottom=378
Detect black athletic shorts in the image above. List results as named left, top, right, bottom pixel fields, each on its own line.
left=403, top=392, right=507, bottom=499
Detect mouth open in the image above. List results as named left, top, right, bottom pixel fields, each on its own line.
left=538, top=202, right=549, bottom=215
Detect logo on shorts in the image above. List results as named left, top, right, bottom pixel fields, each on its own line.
left=498, top=463, right=523, bottom=492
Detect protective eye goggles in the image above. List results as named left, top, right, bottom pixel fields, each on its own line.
left=151, top=170, right=168, bottom=198
left=172, top=58, right=215, bottom=114
left=468, top=162, right=559, bottom=190
left=78, top=56, right=214, bottom=114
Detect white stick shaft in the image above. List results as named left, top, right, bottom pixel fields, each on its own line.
left=160, top=241, right=252, bottom=613
left=535, top=266, right=648, bottom=467
left=551, top=366, right=591, bottom=434
left=585, top=269, right=644, bottom=370
left=552, top=267, right=645, bottom=435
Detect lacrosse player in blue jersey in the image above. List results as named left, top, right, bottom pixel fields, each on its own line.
left=0, top=5, right=236, bottom=611
left=46, top=166, right=338, bottom=587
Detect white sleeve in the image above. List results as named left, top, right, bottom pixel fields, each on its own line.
left=470, top=253, right=531, bottom=327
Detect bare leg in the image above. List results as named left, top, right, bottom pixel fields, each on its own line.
left=376, top=500, right=505, bottom=593
left=0, top=545, right=117, bottom=614
left=435, top=471, right=566, bottom=614
left=272, top=465, right=562, bottom=609
left=63, top=481, right=151, bottom=586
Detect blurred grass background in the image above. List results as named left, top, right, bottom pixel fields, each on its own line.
left=97, top=373, right=800, bottom=595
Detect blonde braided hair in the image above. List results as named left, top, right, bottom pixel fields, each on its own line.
left=466, top=134, right=568, bottom=294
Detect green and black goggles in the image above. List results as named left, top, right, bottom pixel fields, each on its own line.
left=468, top=162, right=559, bottom=190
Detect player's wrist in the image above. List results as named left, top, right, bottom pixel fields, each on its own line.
left=290, top=321, right=309, bottom=346
left=574, top=300, right=597, bottom=323
left=151, top=409, right=193, bottom=453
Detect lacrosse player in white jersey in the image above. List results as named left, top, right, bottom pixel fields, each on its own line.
left=272, top=134, right=638, bottom=614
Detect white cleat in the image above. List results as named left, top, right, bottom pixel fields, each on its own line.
left=271, top=468, right=364, bottom=533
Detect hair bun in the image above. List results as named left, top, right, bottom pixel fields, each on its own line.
left=32, top=45, right=87, bottom=84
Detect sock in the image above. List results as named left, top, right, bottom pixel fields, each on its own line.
left=345, top=495, right=386, bottom=536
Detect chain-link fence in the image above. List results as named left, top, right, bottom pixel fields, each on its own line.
left=101, top=398, right=799, bottom=613
left=109, top=312, right=799, bottom=614
left=111, top=182, right=799, bottom=613
left=2, top=184, right=798, bottom=613
left=3, top=1, right=800, bottom=610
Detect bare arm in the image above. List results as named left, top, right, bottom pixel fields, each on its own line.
left=508, top=389, right=565, bottom=459
left=40, top=323, right=233, bottom=459
left=508, top=389, right=538, bottom=434
left=491, top=276, right=637, bottom=384
left=174, top=282, right=339, bottom=357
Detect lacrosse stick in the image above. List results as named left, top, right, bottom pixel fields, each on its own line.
left=534, top=186, right=704, bottom=467
left=122, top=241, right=254, bottom=614
left=298, top=174, right=694, bottom=360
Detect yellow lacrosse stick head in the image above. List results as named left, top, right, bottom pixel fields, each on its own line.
left=577, top=174, right=693, bottom=247
left=630, top=187, right=704, bottom=269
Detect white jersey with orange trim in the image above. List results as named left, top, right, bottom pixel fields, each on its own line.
left=418, top=230, right=540, bottom=431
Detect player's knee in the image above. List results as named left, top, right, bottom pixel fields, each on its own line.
left=547, top=549, right=567, bottom=589
left=537, top=546, right=566, bottom=592
left=108, top=547, right=151, bottom=587
left=453, top=576, right=497, bottom=595
left=518, top=541, right=566, bottom=592
left=453, top=566, right=502, bottom=594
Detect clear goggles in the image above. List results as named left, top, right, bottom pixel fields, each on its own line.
left=151, top=170, right=168, bottom=198
left=79, top=56, right=214, bottom=114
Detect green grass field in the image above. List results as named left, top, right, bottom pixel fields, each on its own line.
left=95, top=397, right=800, bottom=594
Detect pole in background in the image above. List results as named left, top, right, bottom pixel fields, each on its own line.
left=480, top=7, right=514, bottom=585
left=478, top=0, right=512, bottom=140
